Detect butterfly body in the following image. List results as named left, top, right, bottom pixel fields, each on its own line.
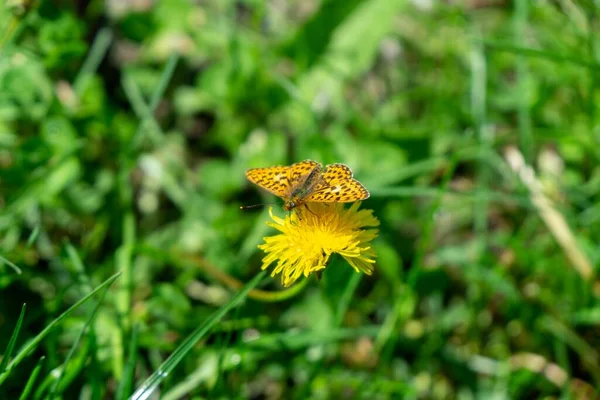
left=245, top=160, right=369, bottom=211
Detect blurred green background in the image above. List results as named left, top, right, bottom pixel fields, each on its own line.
left=2, top=0, right=600, bottom=398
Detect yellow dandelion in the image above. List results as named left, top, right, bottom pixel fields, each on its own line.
left=258, top=203, right=380, bottom=287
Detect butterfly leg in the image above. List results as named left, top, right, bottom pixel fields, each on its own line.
left=303, top=203, right=319, bottom=218
left=288, top=209, right=300, bottom=224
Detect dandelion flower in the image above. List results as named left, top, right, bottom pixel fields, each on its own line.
left=258, top=203, right=379, bottom=287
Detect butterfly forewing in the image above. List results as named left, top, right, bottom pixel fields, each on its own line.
left=245, top=166, right=291, bottom=197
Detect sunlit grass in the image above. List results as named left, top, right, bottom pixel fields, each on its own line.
left=1, top=0, right=600, bottom=398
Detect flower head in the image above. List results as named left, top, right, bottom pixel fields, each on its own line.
left=258, top=203, right=379, bottom=287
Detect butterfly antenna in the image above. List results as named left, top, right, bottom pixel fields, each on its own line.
left=240, top=204, right=264, bottom=210
left=240, top=202, right=278, bottom=210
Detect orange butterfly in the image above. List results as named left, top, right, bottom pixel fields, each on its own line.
left=245, top=160, right=369, bottom=211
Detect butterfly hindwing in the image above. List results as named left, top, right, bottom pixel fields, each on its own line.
left=288, top=160, right=321, bottom=185
left=305, top=163, right=369, bottom=203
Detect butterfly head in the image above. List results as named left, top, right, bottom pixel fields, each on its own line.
left=283, top=200, right=297, bottom=211
left=283, top=190, right=309, bottom=211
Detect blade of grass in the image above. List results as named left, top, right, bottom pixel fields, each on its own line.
left=375, top=284, right=416, bottom=353
left=483, top=40, right=595, bottom=68
left=513, top=0, right=532, bottom=162
left=0, top=272, right=121, bottom=386
left=73, top=28, right=113, bottom=93
left=115, top=324, right=140, bottom=400
left=0, top=303, right=26, bottom=373
left=47, top=278, right=114, bottom=397
left=148, top=53, right=179, bottom=111
left=122, top=52, right=179, bottom=149
left=0, top=253, right=22, bottom=274
left=26, top=225, right=39, bottom=247
left=468, top=29, right=491, bottom=346
left=131, top=53, right=179, bottom=148
left=161, top=357, right=218, bottom=400
left=65, top=242, right=93, bottom=291
left=504, top=146, right=593, bottom=280
left=32, top=337, right=93, bottom=400
left=539, top=315, right=600, bottom=383
left=129, top=270, right=267, bottom=400
left=113, top=212, right=135, bottom=380
left=245, top=325, right=381, bottom=352
left=335, top=272, right=362, bottom=327
left=470, top=32, right=489, bottom=237
left=121, top=75, right=165, bottom=146
left=116, top=212, right=135, bottom=331
left=210, top=306, right=243, bottom=397
left=586, top=6, right=600, bottom=150
left=18, top=356, right=45, bottom=400
left=370, top=187, right=533, bottom=209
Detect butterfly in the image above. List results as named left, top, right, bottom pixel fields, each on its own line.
left=245, top=160, right=369, bottom=211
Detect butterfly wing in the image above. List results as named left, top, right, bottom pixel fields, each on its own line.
left=245, top=160, right=322, bottom=199
left=245, top=165, right=291, bottom=198
left=288, top=160, right=321, bottom=184
left=305, top=163, right=370, bottom=202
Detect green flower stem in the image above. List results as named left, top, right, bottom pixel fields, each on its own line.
left=136, top=245, right=310, bottom=302
left=190, top=253, right=311, bottom=302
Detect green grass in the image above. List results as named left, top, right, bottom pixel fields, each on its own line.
left=1, top=0, right=600, bottom=398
